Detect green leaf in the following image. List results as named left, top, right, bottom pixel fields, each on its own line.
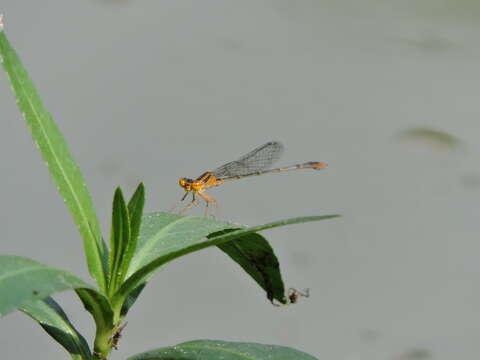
left=127, top=212, right=234, bottom=276
left=120, top=183, right=145, bottom=287
left=128, top=340, right=318, bottom=360
left=120, top=282, right=147, bottom=317
left=75, top=288, right=114, bottom=332
left=216, top=231, right=286, bottom=304
left=0, top=28, right=108, bottom=291
left=0, top=255, right=92, bottom=316
left=108, top=188, right=131, bottom=295
left=20, top=297, right=92, bottom=360
left=128, top=183, right=145, bottom=251
left=113, top=213, right=339, bottom=308
left=397, top=127, right=462, bottom=151
left=111, top=212, right=234, bottom=311
left=75, top=288, right=114, bottom=355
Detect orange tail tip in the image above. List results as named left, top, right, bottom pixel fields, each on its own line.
left=309, top=161, right=328, bottom=169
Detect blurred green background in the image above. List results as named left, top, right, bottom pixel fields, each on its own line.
left=1, top=1, right=479, bottom=359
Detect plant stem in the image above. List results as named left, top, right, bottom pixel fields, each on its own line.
left=93, top=326, right=113, bottom=360
left=92, top=300, right=126, bottom=359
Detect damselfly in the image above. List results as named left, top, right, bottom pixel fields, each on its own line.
left=175, top=141, right=327, bottom=215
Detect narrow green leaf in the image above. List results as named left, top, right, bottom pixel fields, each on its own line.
left=114, top=184, right=146, bottom=317
left=20, top=297, right=92, bottom=360
left=108, top=188, right=131, bottom=295
left=113, top=213, right=339, bottom=307
left=118, top=183, right=145, bottom=286
left=0, top=28, right=107, bottom=291
left=128, top=340, right=318, bottom=360
left=216, top=232, right=286, bottom=304
left=120, top=282, right=146, bottom=317
left=0, top=255, right=92, bottom=316
left=127, top=183, right=145, bottom=249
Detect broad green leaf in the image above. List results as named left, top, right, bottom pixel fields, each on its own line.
left=128, top=340, right=318, bottom=360
left=113, top=212, right=235, bottom=311
left=20, top=297, right=92, bottom=360
left=127, top=212, right=235, bottom=276
left=108, top=188, right=131, bottom=295
left=0, top=28, right=108, bottom=291
left=0, top=255, right=92, bottom=316
left=113, top=213, right=339, bottom=308
left=216, top=231, right=286, bottom=304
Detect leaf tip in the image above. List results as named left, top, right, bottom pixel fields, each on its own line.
left=0, top=14, right=4, bottom=31
left=114, top=186, right=124, bottom=198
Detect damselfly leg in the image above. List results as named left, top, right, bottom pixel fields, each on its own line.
left=197, top=190, right=219, bottom=217
left=178, top=192, right=200, bottom=215
left=173, top=190, right=218, bottom=217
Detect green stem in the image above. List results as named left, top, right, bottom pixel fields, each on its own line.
left=93, top=326, right=113, bottom=360
left=92, top=301, right=124, bottom=359
left=112, top=302, right=123, bottom=325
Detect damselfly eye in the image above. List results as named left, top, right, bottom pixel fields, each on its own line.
left=179, top=178, right=193, bottom=191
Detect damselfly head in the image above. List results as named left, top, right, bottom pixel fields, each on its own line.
left=179, top=177, right=194, bottom=191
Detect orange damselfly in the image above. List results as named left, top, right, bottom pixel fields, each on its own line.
left=175, top=141, right=327, bottom=215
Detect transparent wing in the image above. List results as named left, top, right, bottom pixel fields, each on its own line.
left=212, top=141, right=284, bottom=179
